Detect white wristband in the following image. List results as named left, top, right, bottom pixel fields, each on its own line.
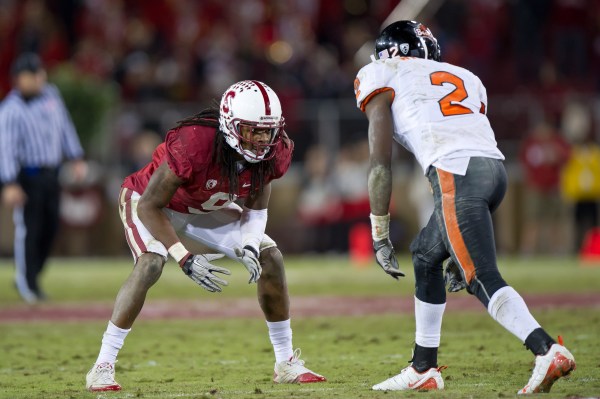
left=370, top=213, right=390, bottom=241
left=168, top=242, right=189, bottom=264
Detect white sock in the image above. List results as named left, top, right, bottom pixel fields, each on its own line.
left=415, top=296, right=446, bottom=347
left=95, top=321, right=131, bottom=365
left=487, top=286, right=540, bottom=342
left=266, top=319, right=293, bottom=363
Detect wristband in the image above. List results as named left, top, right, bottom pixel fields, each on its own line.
left=168, top=242, right=190, bottom=266
left=370, top=213, right=390, bottom=241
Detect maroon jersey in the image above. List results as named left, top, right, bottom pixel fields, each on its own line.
left=123, top=124, right=293, bottom=213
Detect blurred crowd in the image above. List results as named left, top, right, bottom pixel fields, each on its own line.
left=0, top=0, right=397, bottom=102
left=2, top=0, right=599, bottom=105
left=1, top=0, right=599, bottom=257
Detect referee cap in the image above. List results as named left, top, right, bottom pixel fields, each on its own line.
left=11, top=52, right=44, bottom=76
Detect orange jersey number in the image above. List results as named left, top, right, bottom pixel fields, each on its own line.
left=429, top=71, right=474, bottom=117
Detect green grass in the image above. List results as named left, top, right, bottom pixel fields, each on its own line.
left=0, top=255, right=599, bottom=398
left=0, top=255, right=598, bottom=303
left=0, top=311, right=598, bottom=399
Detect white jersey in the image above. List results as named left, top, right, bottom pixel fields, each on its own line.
left=355, top=57, right=504, bottom=175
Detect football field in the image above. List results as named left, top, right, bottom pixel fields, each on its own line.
left=0, top=256, right=599, bottom=399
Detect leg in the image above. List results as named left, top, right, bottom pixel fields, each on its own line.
left=174, top=205, right=325, bottom=382
left=14, top=172, right=47, bottom=301
left=39, top=171, right=61, bottom=263
left=111, top=253, right=165, bottom=328
left=35, top=171, right=61, bottom=297
left=430, top=158, right=575, bottom=393
left=409, top=214, right=449, bottom=372
left=429, top=158, right=508, bottom=306
left=87, top=189, right=170, bottom=392
left=21, top=190, right=43, bottom=294
left=13, top=206, right=37, bottom=303
left=372, top=214, right=448, bottom=392
left=87, top=253, right=165, bottom=392
left=257, top=247, right=289, bottom=322
left=259, top=245, right=325, bottom=383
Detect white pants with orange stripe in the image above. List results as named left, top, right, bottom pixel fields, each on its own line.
left=118, top=188, right=276, bottom=262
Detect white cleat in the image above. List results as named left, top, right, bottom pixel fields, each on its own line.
left=273, top=348, right=326, bottom=384
left=86, top=362, right=122, bottom=392
left=372, top=365, right=445, bottom=391
left=518, top=339, right=576, bottom=394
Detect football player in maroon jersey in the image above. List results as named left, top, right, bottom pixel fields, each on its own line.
left=86, top=80, right=325, bottom=392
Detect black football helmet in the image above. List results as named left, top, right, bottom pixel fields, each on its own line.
left=375, top=20, right=441, bottom=61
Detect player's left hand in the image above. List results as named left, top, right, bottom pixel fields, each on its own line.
left=373, top=239, right=405, bottom=280
left=444, top=259, right=467, bottom=292
left=234, top=246, right=262, bottom=283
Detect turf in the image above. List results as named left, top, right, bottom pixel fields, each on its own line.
left=0, top=311, right=598, bottom=399
left=0, top=255, right=599, bottom=398
left=0, top=255, right=598, bottom=303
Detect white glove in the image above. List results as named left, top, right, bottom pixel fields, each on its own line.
left=234, top=246, right=262, bottom=283
left=181, top=254, right=230, bottom=292
left=373, top=239, right=405, bottom=280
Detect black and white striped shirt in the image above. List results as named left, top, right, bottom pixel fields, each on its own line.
left=0, top=83, right=84, bottom=183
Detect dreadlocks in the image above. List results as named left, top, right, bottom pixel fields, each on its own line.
left=174, top=104, right=275, bottom=200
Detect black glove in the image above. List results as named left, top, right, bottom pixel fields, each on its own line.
left=373, top=239, right=405, bottom=280
left=444, top=258, right=467, bottom=293
left=181, top=254, right=231, bottom=292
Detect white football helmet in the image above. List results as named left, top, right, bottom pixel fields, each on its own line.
left=219, top=80, right=285, bottom=163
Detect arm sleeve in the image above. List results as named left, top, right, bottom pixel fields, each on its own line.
left=240, top=206, right=268, bottom=251
left=355, top=63, right=392, bottom=112
left=50, top=85, right=85, bottom=160
left=0, top=108, right=22, bottom=183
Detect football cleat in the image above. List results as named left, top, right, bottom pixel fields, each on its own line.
left=86, top=362, right=122, bottom=392
left=518, top=337, right=576, bottom=394
left=372, top=365, right=446, bottom=391
left=273, top=348, right=326, bottom=383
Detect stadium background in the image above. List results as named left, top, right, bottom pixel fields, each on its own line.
left=0, top=2, right=599, bottom=398
left=0, top=0, right=599, bottom=258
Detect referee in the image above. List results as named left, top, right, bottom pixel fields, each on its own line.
left=0, top=52, right=86, bottom=303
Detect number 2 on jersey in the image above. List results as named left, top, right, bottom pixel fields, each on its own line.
left=429, top=71, right=473, bottom=117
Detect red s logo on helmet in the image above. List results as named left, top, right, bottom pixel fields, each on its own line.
left=222, top=90, right=236, bottom=113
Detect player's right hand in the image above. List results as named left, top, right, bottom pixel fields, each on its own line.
left=373, top=239, right=405, bottom=280
left=181, top=254, right=231, bottom=292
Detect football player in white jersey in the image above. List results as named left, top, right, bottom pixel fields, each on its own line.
left=354, top=20, right=576, bottom=394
